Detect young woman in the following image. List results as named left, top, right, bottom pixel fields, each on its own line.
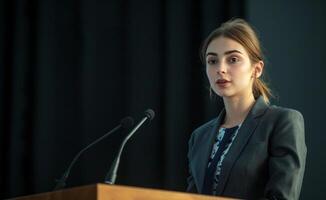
left=187, top=19, right=306, bottom=200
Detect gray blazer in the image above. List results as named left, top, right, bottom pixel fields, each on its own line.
left=187, top=96, right=307, bottom=200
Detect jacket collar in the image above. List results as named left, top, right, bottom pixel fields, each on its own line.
left=215, top=96, right=269, bottom=195
left=192, top=96, right=269, bottom=193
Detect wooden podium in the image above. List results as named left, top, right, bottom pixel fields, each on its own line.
left=10, top=184, right=238, bottom=200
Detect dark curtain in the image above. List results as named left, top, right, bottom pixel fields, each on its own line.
left=0, top=0, right=245, bottom=198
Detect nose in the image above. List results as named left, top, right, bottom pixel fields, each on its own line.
left=216, top=61, right=227, bottom=74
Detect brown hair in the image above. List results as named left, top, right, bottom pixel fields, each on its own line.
left=201, top=18, right=272, bottom=104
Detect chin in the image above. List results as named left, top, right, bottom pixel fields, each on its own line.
left=213, top=90, right=234, bottom=98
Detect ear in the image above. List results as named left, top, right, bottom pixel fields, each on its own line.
left=254, top=61, right=264, bottom=78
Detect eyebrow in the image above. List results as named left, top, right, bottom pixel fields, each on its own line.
left=206, top=50, right=243, bottom=57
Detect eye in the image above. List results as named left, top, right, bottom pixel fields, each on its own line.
left=228, top=56, right=240, bottom=64
left=207, top=57, right=218, bottom=65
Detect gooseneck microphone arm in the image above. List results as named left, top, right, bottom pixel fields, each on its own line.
left=104, top=109, right=155, bottom=184
left=53, top=117, right=134, bottom=191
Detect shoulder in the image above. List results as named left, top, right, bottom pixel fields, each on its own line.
left=189, top=118, right=217, bottom=143
left=264, top=105, right=305, bottom=143
left=192, top=118, right=217, bottom=135
left=265, top=105, right=304, bottom=123
left=193, top=118, right=217, bottom=132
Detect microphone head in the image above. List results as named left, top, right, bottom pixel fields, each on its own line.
left=120, top=117, right=134, bottom=129
left=144, top=109, right=155, bottom=121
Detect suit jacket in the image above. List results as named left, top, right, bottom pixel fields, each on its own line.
left=187, top=96, right=307, bottom=200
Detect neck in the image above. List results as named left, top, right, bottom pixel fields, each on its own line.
left=222, top=93, right=256, bottom=128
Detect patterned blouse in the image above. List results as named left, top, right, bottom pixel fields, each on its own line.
left=202, top=124, right=241, bottom=195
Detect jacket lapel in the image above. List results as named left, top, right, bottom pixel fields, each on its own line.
left=215, top=96, right=269, bottom=195
left=192, top=109, right=226, bottom=193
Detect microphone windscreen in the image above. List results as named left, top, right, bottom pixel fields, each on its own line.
left=120, top=117, right=134, bottom=129
left=144, top=109, right=155, bottom=120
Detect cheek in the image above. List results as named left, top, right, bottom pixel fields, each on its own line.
left=232, top=66, right=253, bottom=83
left=206, top=67, right=215, bottom=82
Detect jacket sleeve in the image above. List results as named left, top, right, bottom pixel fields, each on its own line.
left=186, top=131, right=198, bottom=193
left=264, top=109, right=307, bottom=200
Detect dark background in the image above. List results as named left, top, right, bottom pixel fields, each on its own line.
left=0, top=0, right=325, bottom=199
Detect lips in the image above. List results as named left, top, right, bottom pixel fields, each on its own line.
left=216, top=79, right=230, bottom=84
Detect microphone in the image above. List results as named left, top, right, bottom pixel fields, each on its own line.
left=104, top=109, right=155, bottom=184
left=53, top=116, right=134, bottom=191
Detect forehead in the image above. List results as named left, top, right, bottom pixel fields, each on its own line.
left=206, top=37, right=248, bottom=56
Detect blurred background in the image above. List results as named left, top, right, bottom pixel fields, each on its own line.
left=1, top=0, right=325, bottom=199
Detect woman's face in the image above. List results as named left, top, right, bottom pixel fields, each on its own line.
left=205, top=36, right=260, bottom=99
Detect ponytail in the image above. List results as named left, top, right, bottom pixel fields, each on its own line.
left=253, top=78, right=273, bottom=104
